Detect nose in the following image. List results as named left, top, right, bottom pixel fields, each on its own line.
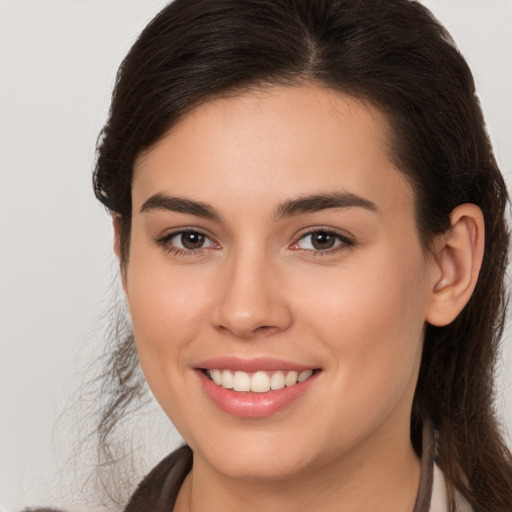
left=211, top=248, right=293, bottom=339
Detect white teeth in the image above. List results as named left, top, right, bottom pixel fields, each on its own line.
left=233, top=371, right=251, bottom=391
left=270, top=371, right=285, bottom=390
left=211, top=369, right=222, bottom=385
left=251, top=371, right=271, bottom=393
left=298, top=369, right=313, bottom=382
left=285, top=370, right=298, bottom=387
left=207, top=368, right=314, bottom=393
left=221, top=370, right=234, bottom=389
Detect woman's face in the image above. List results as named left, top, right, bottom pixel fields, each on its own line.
left=122, top=86, right=438, bottom=481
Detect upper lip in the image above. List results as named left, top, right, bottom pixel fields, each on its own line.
left=195, top=356, right=318, bottom=373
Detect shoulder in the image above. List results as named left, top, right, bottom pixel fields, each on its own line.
left=418, top=421, right=473, bottom=512
left=431, top=463, right=473, bottom=512
left=124, top=444, right=192, bottom=512
left=11, top=448, right=191, bottom=512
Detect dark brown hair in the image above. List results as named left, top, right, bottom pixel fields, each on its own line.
left=93, top=0, right=511, bottom=509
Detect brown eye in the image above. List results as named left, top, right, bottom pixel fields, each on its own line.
left=292, top=229, right=353, bottom=253
left=180, top=231, right=206, bottom=249
left=310, top=231, right=337, bottom=250
left=157, top=229, right=217, bottom=254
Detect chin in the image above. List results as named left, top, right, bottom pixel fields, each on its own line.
left=191, top=428, right=319, bottom=482
left=210, top=451, right=309, bottom=482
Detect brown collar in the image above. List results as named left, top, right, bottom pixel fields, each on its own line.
left=413, top=421, right=435, bottom=512
left=125, top=424, right=435, bottom=511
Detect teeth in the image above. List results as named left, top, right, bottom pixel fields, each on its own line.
left=285, top=370, right=298, bottom=387
left=207, top=369, right=314, bottom=393
left=270, top=371, right=285, bottom=390
left=221, top=370, right=234, bottom=389
left=233, top=371, right=251, bottom=392
left=211, top=369, right=222, bottom=385
left=298, top=369, right=313, bottom=382
left=251, top=371, right=270, bottom=393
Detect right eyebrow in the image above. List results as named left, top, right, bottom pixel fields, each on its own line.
left=140, top=193, right=220, bottom=221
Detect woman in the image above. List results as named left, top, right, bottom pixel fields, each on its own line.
left=90, top=0, right=511, bottom=510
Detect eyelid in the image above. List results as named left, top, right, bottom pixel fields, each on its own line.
left=155, top=227, right=219, bottom=255
left=154, top=226, right=354, bottom=257
left=290, top=227, right=355, bottom=253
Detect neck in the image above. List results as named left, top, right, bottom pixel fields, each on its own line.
left=175, top=424, right=421, bottom=512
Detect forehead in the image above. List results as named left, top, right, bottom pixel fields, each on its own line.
left=132, top=85, right=413, bottom=217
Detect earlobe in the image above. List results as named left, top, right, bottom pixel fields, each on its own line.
left=426, top=204, right=485, bottom=327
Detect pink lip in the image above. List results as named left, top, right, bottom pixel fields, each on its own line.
left=195, top=358, right=320, bottom=418
left=196, top=356, right=315, bottom=373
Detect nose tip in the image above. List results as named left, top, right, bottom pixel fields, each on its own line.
left=215, top=309, right=285, bottom=339
left=211, top=260, right=293, bottom=339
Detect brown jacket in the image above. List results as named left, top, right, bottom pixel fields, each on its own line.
left=124, top=425, right=472, bottom=511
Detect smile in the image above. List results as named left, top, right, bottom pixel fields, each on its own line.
left=196, top=358, right=321, bottom=418
left=205, top=369, right=314, bottom=393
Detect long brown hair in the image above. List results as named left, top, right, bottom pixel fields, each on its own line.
left=93, top=0, right=511, bottom=509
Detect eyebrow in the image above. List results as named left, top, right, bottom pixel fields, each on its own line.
left=274, top=192, right=379, bottom=219
left=140, top=191, right=378, bottom=220
left=140, top=193, right=220, bottom=220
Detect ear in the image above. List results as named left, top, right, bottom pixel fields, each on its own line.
left=425, top=204, right=485, bottom=326
left=112, top=214, right=128, bottom=293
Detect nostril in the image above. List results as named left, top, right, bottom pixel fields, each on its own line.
left=211, top=292, right=293, bottom=338
left=253, top=325, right=283, bottom=336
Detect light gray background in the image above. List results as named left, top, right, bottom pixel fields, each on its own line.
left=1, top=1, right=511, bottom=510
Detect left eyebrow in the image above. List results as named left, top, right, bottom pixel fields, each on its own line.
left=274, top=192, right=379, bottom=220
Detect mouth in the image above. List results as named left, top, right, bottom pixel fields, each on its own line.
left=202, top=368, right=317, bottom=393
left=195, top=358, right=322, bottom=418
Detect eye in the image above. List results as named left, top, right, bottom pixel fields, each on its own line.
left=157, top=229, right=218, bottom=254
left=291, top=229, right=353, bottom=253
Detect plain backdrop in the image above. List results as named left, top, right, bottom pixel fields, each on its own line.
left=0, top=0, right=511, bottom=510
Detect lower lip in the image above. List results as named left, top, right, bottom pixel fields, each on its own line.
left=196, top=370, right=319, bottom=418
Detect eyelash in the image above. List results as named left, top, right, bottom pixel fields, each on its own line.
left=291, top=229, right=354, bottom=256
left=156, top=228, right=217, bottom=257
left=155, top=228, right=354, bottom=257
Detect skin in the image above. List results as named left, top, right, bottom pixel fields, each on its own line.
left=117, top=85, right=484, bottom=512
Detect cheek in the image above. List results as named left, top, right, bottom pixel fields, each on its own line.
left=299, top=247, right=427, bottom=338
left=294, top=246, right=429, bottom=416
left=124, top=251, right=213, bottom=389
left=125, top=268, right=213, bottom=430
